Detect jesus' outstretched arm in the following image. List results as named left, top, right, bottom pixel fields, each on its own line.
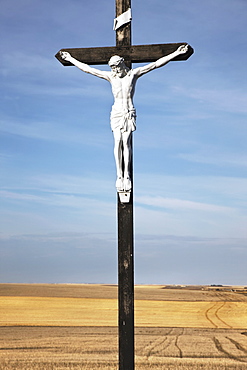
left=134, top=44, right=189, bottom=77
left=60, top=51, right=111, bottom=81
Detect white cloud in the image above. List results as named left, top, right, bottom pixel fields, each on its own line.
left=3, top=173, right=114, bottom=197
left=0, top=116, right=111, bottom=147
left=135, top=203, right=247, bottom=239
left=178, top=152, right=247, bottom=168
left=173, top=86, right=247, bottom=114
left=135, top=173, right=247, bottom=202
left=2, top=51, right=112, bottom=99
left=136, top=195, right=232, bottom=213
left=0, top=188, right=114, bottom=212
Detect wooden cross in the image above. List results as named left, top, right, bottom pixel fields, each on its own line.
left=56, top=1, right=193, bottom=369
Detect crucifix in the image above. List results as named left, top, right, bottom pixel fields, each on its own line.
left=55, top=1, right=193, bottom=369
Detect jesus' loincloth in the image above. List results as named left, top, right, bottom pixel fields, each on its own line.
left=110, top=107, right=136, bottom=133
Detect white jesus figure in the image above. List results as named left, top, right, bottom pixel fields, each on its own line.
left=60, top=44, right=188, bottom=192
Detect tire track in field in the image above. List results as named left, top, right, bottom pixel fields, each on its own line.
left=167, top=328, right=184, bottom=358
left=142, top=328, right=185, bottom=359
left=205, top=302, right=232, bottom=328
left=205, top=303, right=219, bottom=328
left=142, top=328, right=173, bottom=358
left=214, top=302, right=232, bottom=328
left=143, top=337, right=169, bottom=358
left=213, top=337, right=247, bottom=363
left=144, top=328, right=184, bottom=359
left=226, top=337, right=247, bottom=355
left=174, top=328, right=184, bottom=358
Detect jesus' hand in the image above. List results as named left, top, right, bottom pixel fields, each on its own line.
left=60, top=51, right=72, bottom=61
left=177, top=44, right=188, bottom=55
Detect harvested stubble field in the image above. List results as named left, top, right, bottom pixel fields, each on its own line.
left=1, top=284, right=247, bottom=369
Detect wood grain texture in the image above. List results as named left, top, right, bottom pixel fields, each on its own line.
left=55, top=43, right=194, bottom=66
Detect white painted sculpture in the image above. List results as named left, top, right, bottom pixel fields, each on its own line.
left=60, top=44, right=188, bottom=193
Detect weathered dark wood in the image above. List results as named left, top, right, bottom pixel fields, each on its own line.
left=116, top=0, right=131, bottom=16
left=55, top=43, right=193, bottom=66
left=116, top=0, right=131, bottom=61
left=118, top=182, right=134, bottom=370
left=116, top=1, right=134, bottom=368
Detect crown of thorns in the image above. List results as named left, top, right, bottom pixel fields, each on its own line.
left=108, top=55, right=124, bottom=67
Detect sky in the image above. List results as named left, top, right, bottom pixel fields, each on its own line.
left=0, top=0, right=246, bottom=285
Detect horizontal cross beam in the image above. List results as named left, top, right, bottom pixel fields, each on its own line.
left=55, top=43, right=193, bottom=66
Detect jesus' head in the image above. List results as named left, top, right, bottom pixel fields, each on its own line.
left=108, top=55, right=129, bottom=77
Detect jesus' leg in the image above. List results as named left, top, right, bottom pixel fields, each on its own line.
left=113, top=129, right=124, bottom=191
left=122, top=129, right=132, bottom=192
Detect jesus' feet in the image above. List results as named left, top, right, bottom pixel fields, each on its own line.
left=123, top=176, right=132, bottom=192
left=116, top=177, right=124, bottom=192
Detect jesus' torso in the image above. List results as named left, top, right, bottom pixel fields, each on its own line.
left=109, top=70, right=138, bottom=112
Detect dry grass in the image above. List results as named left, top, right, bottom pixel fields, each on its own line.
left=1, top=283, right=247, bottom=302
left=1, top=296, right=247, bottom=329
left=136, top=300, right=247, bottom=329
left=1, top=284, right=247, bottom=369
left=1, top=327, right=247, bottom=369
left=0, top=296, right=117, bottom=327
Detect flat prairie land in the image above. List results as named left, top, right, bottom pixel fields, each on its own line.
left=1, top=284, right=247, bottom=369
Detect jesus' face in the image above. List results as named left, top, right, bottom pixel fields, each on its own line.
left=111, top=62, right=126, bottom=78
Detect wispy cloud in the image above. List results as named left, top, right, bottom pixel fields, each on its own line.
left=0, top=231, right=115, bottom=244
left=2, top=172, right=114, bottom=196
left=178, top=151, right=247, bottom=168
left=135, top=173, right=247, bottom=199
left=136, top=195, right=232, bottom=213
left=173, top=86, right=247, bottom=114
left=0, top=187, right=114, bottom=211
left=2, top=51, right=112, bottom=99
left=0, top=116, right=111, bottom=147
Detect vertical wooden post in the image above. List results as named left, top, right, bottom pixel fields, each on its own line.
left=116, top=1, right=134, bottom=369
left=118, top=186, right=134, bottom=370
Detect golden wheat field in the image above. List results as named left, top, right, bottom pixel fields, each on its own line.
left=1, top=284, right=247, bottom=369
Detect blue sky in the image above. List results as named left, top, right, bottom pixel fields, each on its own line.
left=1, top=0, right=246, bottom=285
